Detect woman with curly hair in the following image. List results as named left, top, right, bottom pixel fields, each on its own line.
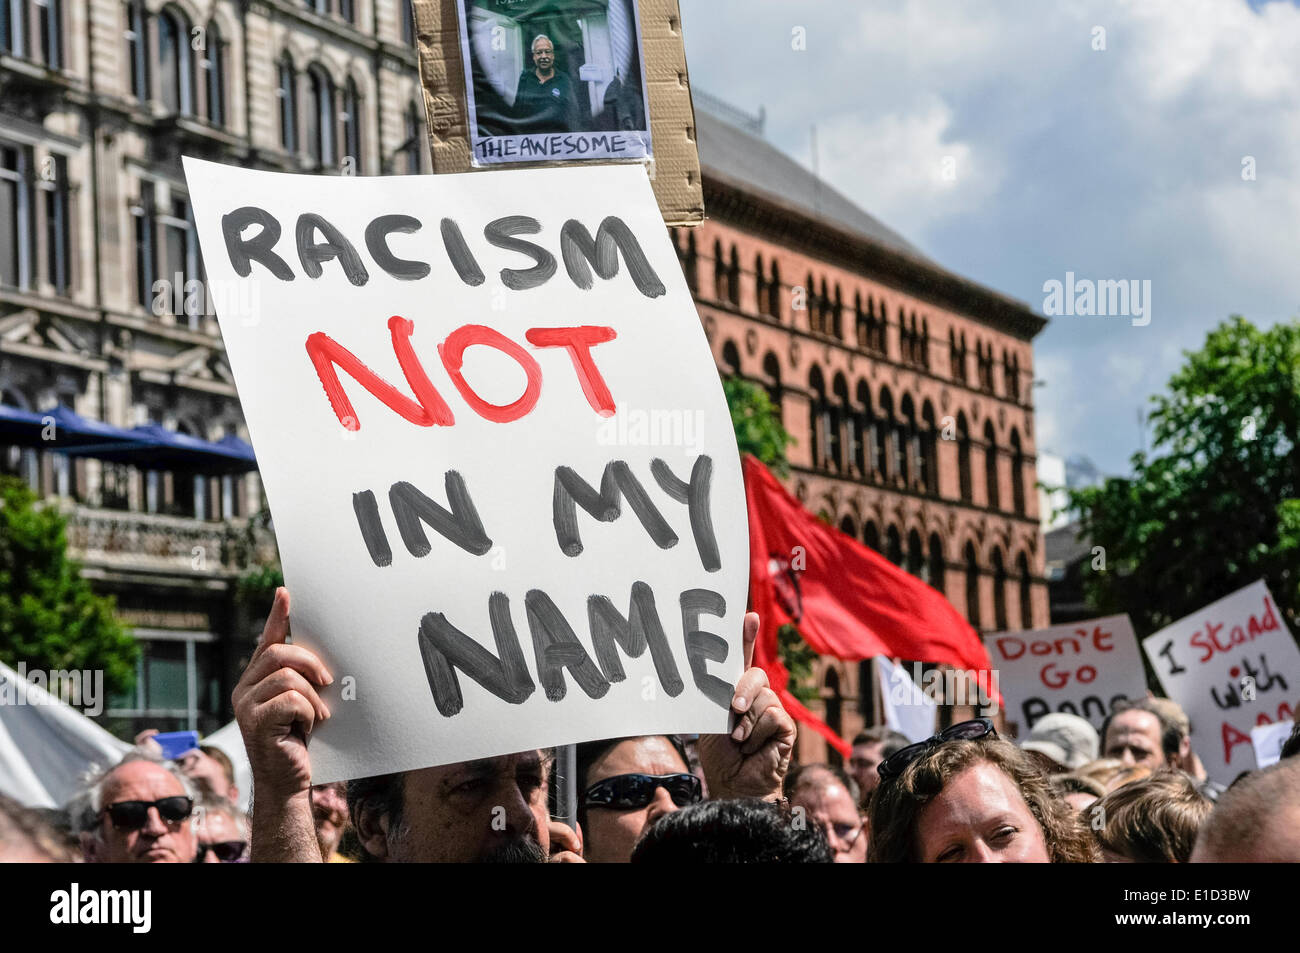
left=867, top=720, right=1099, bottom=863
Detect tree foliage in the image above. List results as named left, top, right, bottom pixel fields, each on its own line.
left=723, top=376, right=793, bottom=477
left=1067, top=316, right=1300, bottom=635
left=0, top=477, right=137, bottom=694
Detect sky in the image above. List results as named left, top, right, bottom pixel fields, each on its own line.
left=678, top=0, right=1300, bottom=476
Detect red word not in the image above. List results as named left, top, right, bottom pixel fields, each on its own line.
left=305, top=316, right=617, bottom=430
left=1190, top=596, right=1281, bottom=665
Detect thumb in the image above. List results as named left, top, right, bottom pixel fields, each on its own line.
left=742, top=612, right=760, bottom=670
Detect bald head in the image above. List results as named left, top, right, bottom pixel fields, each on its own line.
left=1191, top=758, right=1300, bottom=862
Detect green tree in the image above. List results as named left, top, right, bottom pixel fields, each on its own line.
left=0, top=477, right=137, bottom=695
left=723, top=377, right=793, bottom=477
left=1067, top=316, right=1300, bottom=636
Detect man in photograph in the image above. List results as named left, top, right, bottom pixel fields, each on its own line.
left=514, top=33, right=581, bottom=134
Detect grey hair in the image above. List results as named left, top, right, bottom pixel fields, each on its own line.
left=69, top=748, right=199, bottom=837
left=531, top=34, right=552, bottom=50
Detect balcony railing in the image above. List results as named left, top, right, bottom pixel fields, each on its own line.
left=61, top=503, right=277, bottom=576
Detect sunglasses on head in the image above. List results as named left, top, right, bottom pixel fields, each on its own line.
left=583, top=773, right=703, bottom=810
left=101, top=796, right=194, bottom=831
left=196, top=840, right=248, bottom=863
left=877, top=718, right=997, bottom=782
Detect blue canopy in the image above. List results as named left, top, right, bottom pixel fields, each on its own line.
left=0, top=404, right=258, bottom=475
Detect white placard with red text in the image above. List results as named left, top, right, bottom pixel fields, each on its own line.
left=986, top=615, right=1147, bottom=733
left=1141, top=580, right=1300, bottom=785
left=183, top=159, right=747, bottom=784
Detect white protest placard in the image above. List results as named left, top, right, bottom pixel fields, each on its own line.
left=1141, top=580, right=1300, bottom=785
left=1250, top=721, right=1293, bottom=771
left=985, top=615, right=1147, bottom=733
left=183, top=159, right=747, bottom=784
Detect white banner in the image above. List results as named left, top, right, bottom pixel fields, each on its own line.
left=184, top=160, right=747, bottom=784
left=1141, top=580, right=1300, bottom=785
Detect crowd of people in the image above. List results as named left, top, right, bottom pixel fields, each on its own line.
left=2, top=588, right=1298, bottom=863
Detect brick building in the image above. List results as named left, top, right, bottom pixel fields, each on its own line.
left=683, top=96, right=1048, bottom=759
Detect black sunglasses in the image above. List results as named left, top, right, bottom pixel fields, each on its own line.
left=101, top=796, right=194, bottom=831
left=877, top=718, right=997, bottom=782
left=196, top=840, right=248, bottom=863
left=583, top=773, right=703, bottom=810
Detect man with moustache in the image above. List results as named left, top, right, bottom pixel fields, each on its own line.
left=234, top=588, right=794, bottom=862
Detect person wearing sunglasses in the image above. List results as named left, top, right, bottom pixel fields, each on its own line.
left=574, top=735, right=702, bottom=863
left=195, top=797, right=250, bottom=863
left=234, top=588, right=795, bottom=862
left=77, top=757, right=198, bottom=864
left=867, top=719, right=1098, bottom=864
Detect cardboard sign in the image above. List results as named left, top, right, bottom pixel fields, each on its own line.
left=985, top=615, right=1147, bottom=732
left=183, top=159, right=746, bottom=784
left=1141, top=580, right=1300, bottom=785
left=413, top=0, right=703, bottom=225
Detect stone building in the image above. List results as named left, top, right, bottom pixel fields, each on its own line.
left=1, top=4, right=1046, bottom=748
left=1, top=0, right=427, bottom=736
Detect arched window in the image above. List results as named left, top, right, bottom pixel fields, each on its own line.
left=721, top=340, right=740, bottom=377
left=767, top=261, right=780, bottom=319
left=306, top=66, right=336, bottom=166
left=804, top=272, right=817, bottom=332
left=928, top=533, right=945, bottom=593
left=278, top=53, right=298, bottom=153
left=992, top=548, right=1007, bottom=631
left=920, top=318, right=929, bottom=369
left=202, top=20, right=226, bottom=126
left=873, top=298, right=886, bottom=353
left=126, top=0, right=150, bottom=100
left=863, top=522, right=880, bottom=553
left=1010, top=428, right=1025, bottom=516
left=886, top=525, right=903, bottom=566
left=855, top=292, right=867, bottom=347
left=341, top=79, right=362, bottom=172
left=920, top=401, right=937, bottom=494
left=964, top=542, right=980, bottom=628
left=754, top=253, right=767, bottom=315
left=876, top=387, right=893, bottom=482
left=808, top=366, right=828, bottom=470
left=727, top=245, right=740, bottom=306
left=824, top=667, right=843, bottom=767
left=899, top=394, right=917, bottom=488
left=906, top=529, right=924, bottom=578
left=714, top=242, right=729, bottom=302
left=984, top=421, right=1000, bottom=511
left=676, top=229, right=698, bottom=293
left=830, top=373, right=849, bottom=473
left=158, top=8, right=195, bottom=115
left=899, top=308, right=911, bottom=363
left=1017, top=552, right=1033, bottom=628
left=832, top=284, right=843, bottom=339
left=762, top=352, right=782, bottom=422
left=957, top=412, right=972, bottom=503
left=853, top=380, right=871, bottom=476
left=839, top=515, right=856, bottom=538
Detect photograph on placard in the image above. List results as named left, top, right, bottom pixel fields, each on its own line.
left=456, top=0, right=652, bottom=166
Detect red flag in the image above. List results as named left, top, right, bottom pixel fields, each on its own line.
left=744, top=455, right=995, bottom=755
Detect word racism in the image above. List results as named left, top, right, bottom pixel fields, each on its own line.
left=50, top=884, right=151, bottom=933
left=0, top=663, right=104, bottom=716
left=1041, top=271, right=1151, bottom=327
left=350, top=456, right=732, bottom=718
left=220, top=206, right=665, bottom=431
